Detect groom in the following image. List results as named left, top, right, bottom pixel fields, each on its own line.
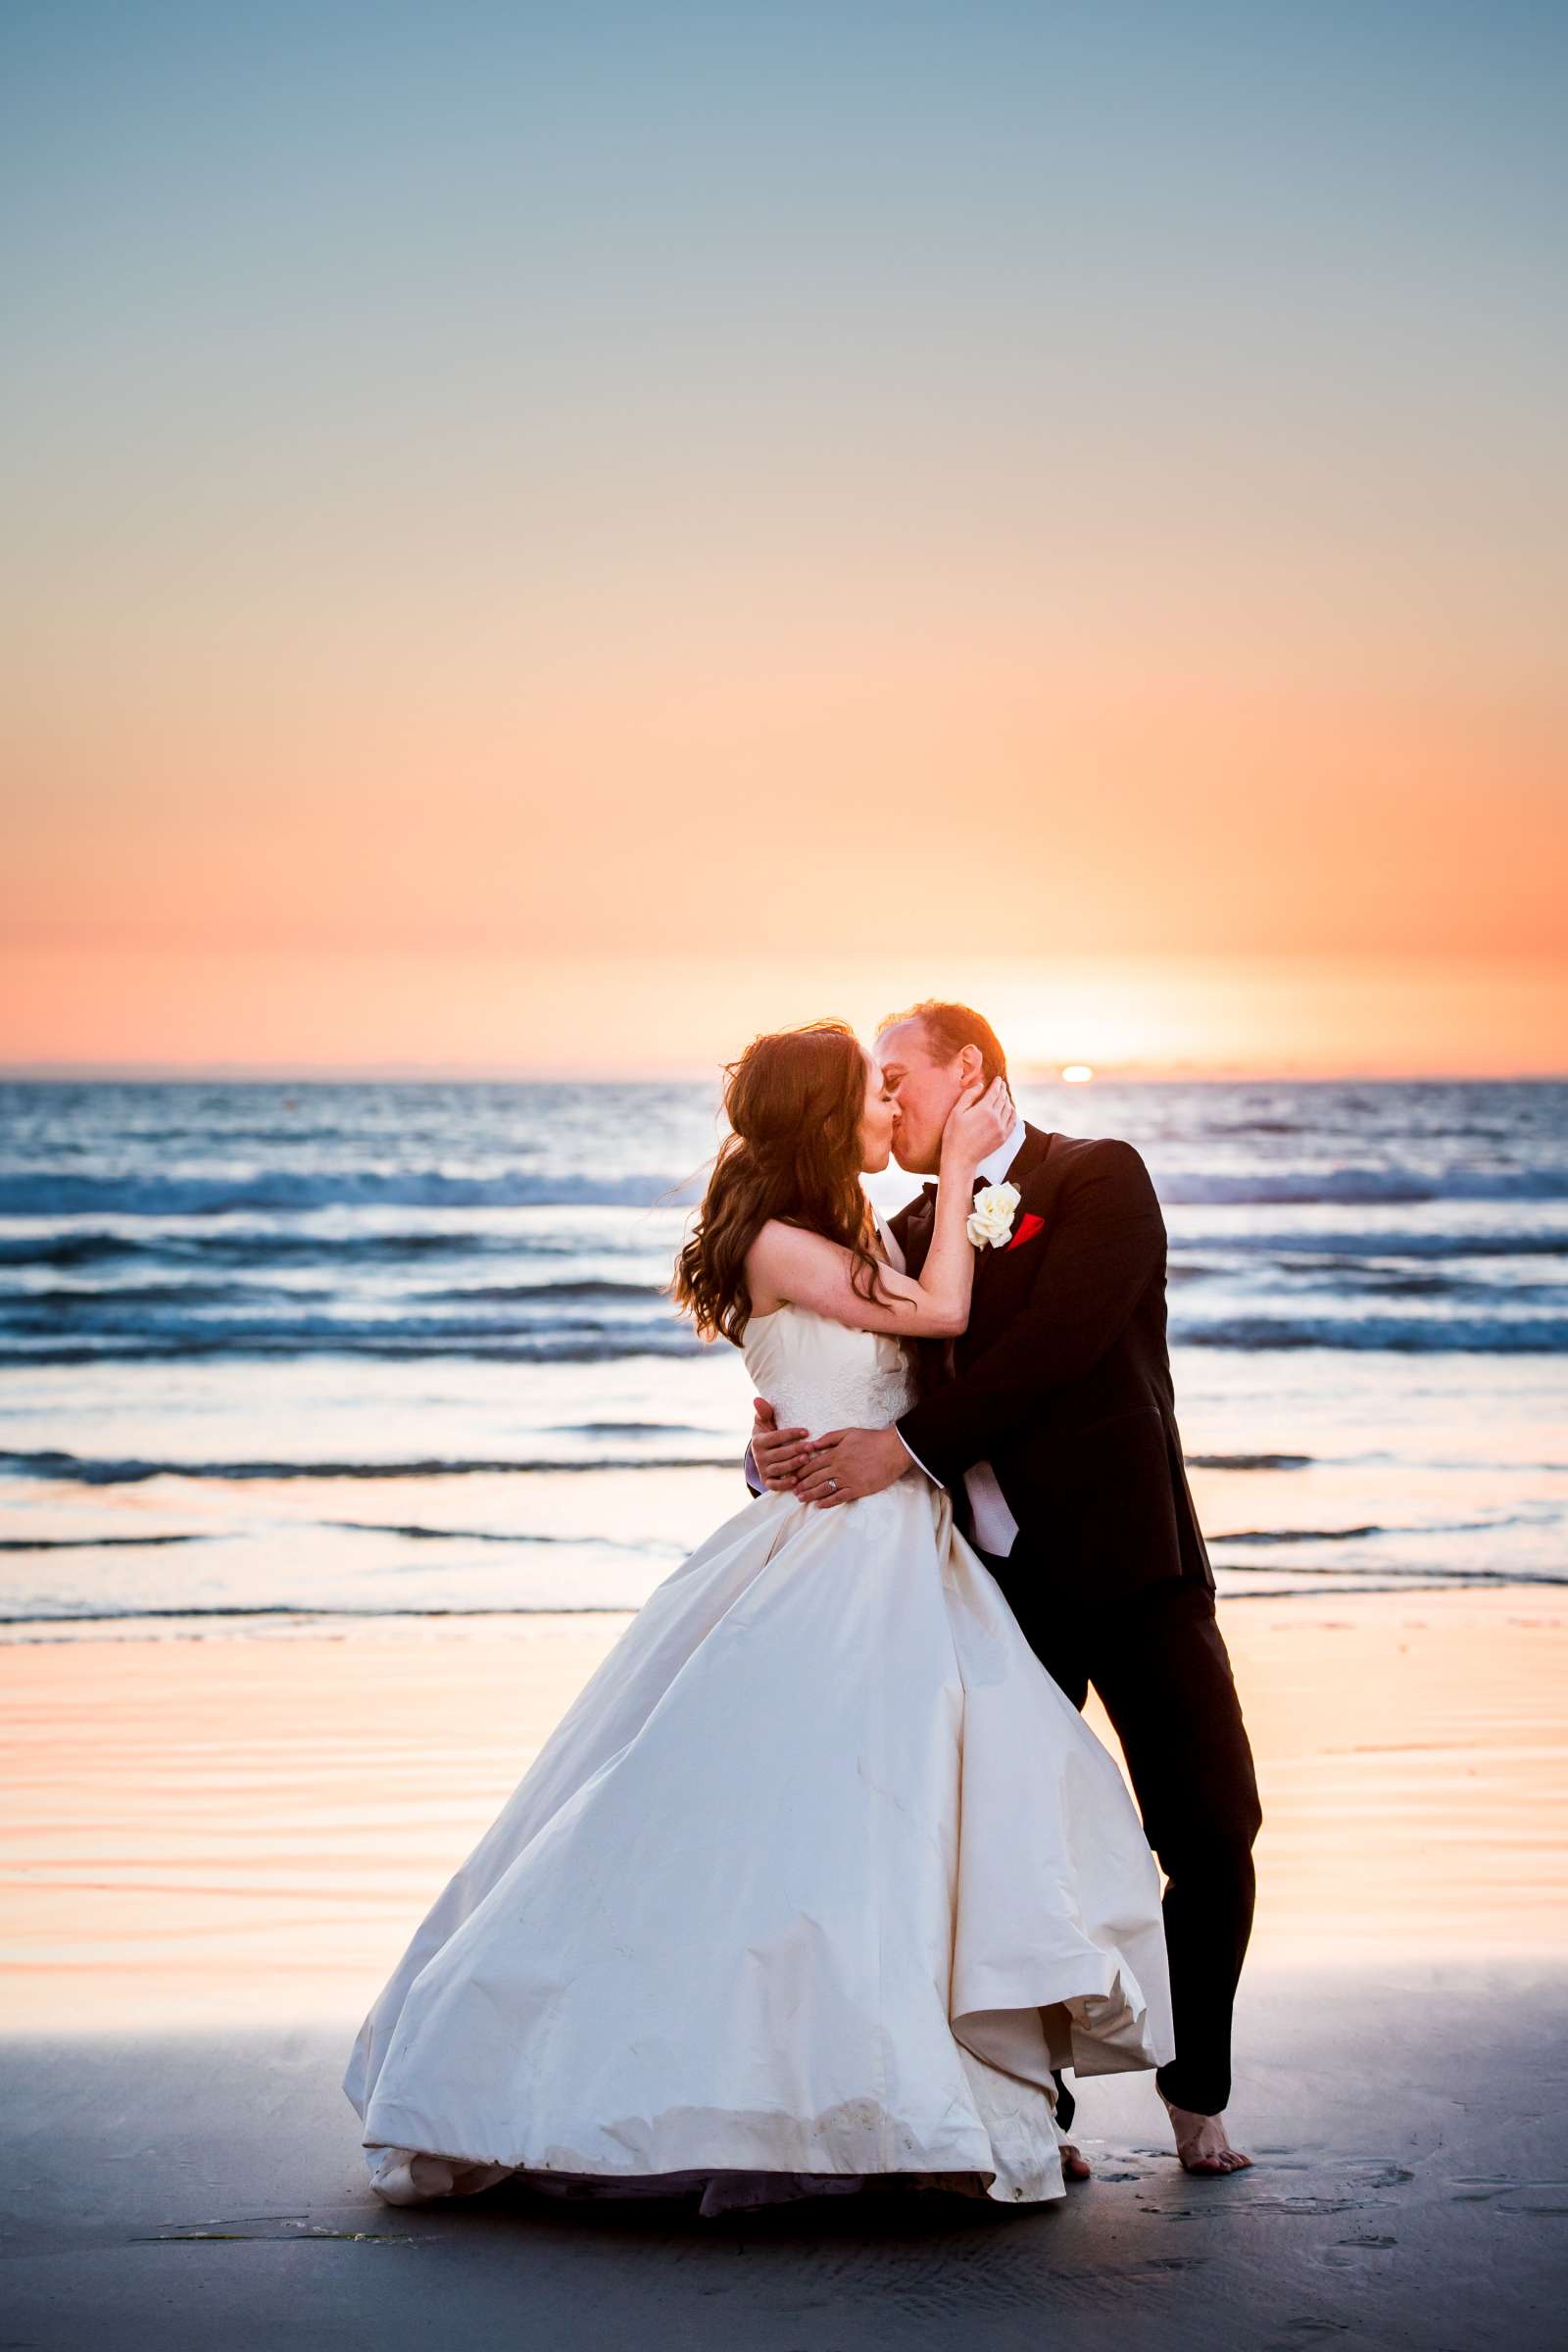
left=748, top=1001, right=1261, bottom=2178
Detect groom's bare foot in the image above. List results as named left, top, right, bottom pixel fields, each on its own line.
left=1157, top=2090, right=1251, bottom=2176
left=1060, top=2141, right=1092, bottom=2180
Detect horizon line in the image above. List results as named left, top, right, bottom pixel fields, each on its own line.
left=3, top=1060, right=1565, bottom=1087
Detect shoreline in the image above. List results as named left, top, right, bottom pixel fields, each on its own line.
left=3, top=1572, right=1565, bottom=1646
left=2, top=1583, right=1564, bottom=2345
left=2, top=1585, right=1564, bottom=2034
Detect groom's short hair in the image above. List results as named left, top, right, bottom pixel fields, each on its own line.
left=877, top=1000, right=1008, bottom=1087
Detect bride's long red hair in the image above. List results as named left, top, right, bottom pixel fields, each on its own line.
left=671, top=1021, right=896, bottom=1346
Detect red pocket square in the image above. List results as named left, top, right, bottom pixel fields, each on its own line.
left=1004, top=1211, right=1046, bottom=1252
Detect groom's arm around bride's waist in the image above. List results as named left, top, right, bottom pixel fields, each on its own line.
left=896, top=1138, right=1165, bottom=1490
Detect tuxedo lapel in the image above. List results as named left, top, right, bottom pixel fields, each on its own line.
left=896, top=1189, right=936, bottom=1279
left=893, top=1125, right=1054, bottom=1288
left=1002, top=1122, right=1054, bottom=1189
left=891, top=1120, right=1220, bottom=1611
left=965, top=1124, right=1056, bottom=1334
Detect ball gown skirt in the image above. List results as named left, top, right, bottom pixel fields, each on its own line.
left=343, top=1307, right=1174, bottom=2213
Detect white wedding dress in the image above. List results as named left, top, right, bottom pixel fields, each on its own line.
left=343, top=1298, right=1175, bottom=2211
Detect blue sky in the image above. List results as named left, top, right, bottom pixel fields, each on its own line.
left=3, top=2, right=1564, bottom=1072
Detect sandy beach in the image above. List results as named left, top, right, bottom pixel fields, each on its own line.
left=3, top=1588, right=1565, bottom=2347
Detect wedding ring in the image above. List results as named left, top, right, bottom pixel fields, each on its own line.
left=826, top=1478, right=839, bottom=1493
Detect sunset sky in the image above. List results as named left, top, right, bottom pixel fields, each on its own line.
left=3, top=1, right=1564, bottom=1076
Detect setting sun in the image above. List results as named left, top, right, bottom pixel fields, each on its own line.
left=3, top=14, right=1566, bottom=2345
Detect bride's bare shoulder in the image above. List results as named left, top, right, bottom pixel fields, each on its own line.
left=746, top=1219, right=823, bottom=1306
left=746, top=1220, right=951, bottom=1339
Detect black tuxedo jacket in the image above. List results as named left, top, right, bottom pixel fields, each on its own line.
left=891, top=1121, right=1214, bottom=1615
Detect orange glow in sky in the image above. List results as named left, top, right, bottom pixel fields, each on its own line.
left=3, top=8, right=1564, bottom=1079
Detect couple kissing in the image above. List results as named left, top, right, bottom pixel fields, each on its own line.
left=347, top=1000, right=1259, bottom=2208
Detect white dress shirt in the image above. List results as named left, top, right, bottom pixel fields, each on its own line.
left=892, top=1116, right=1026, bottom=1558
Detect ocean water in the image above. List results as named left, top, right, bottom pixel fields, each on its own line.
left=1, top=1077, right=1564, bottom=1634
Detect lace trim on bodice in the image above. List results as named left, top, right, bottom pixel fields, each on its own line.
left=740, top=1305, right=918, bottom=1442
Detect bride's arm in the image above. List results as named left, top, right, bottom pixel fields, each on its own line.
left=746, top=1216, right=963, bottom=1338
left=745, top=1079, right=1006, bottom=1338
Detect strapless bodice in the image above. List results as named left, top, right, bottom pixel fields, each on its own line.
left=349, top=1283, right=1174, bottom=2215
left=741, top=1304, right=917, bottom=1440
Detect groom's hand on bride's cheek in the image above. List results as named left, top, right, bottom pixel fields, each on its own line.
left=752, top=1399, right=811, bottom=1492
left=796, top=1427, right=907, bottom=1506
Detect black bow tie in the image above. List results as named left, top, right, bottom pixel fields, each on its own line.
left=921, top=1173, right=992, bottom=1202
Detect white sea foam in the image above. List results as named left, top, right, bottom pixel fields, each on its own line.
left=2, top=1077, right=1564, bottom=1624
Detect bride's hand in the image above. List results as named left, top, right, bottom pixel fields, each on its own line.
left=940, top=1075, right=1013, bottom=1173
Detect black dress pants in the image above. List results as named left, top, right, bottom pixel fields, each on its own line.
left=980, top=1559, right=1263, bottom=2119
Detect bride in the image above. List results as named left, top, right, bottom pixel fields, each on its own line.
left=343, top=1020, right=1174, bottom=2212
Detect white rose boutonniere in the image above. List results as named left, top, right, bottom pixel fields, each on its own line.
left=966, top=1181, right=1021, bottom=1250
